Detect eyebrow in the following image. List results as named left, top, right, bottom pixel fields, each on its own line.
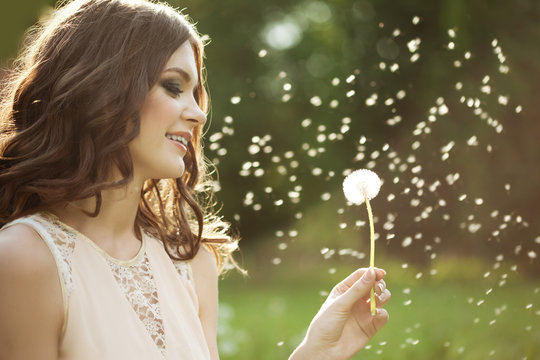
left=163, top=67, right=199, bottom=88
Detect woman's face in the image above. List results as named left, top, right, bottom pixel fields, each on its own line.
left=129, top=40, right=206, bottom=181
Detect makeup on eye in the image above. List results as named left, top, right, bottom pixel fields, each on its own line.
left=161, top=79, right=183, bottom=96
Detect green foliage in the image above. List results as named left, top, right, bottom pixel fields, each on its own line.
left=2, top=0, right=539, bottom=272
left=176, top=0, right=540, bottom=273
left=219, top=256, right=540, bottom=359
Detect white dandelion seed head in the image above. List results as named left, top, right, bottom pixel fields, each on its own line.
left=343, top=169, right=382, bottom=205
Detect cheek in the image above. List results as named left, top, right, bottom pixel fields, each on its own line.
left=139, top=93, right=179, bottom=130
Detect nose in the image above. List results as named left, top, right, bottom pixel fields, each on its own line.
left=183, top=97, right=207, bottom=126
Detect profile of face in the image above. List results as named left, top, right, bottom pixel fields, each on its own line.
left=128, top=40, right=207, bottom=181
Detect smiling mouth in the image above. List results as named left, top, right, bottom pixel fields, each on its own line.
left=166, top=133, right=189, bottom=150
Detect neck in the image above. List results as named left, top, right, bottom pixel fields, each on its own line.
left=50, top=180, right=143, bottom=246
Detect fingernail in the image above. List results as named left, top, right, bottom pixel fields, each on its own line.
left=363, top=268, right=374, bottom=282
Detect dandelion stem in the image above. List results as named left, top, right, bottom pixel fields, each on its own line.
left=364, top=195, right=376, bottom=315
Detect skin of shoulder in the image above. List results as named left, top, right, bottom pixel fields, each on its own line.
left=0, top=224, right=63, bottom=360
left=190, top=245, right=220, bottom=360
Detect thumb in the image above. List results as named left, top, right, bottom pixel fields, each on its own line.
left=338, top=268, right=376, bottom=308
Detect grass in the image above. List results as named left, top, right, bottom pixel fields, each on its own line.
left=217, top=255, right=540, bottom=360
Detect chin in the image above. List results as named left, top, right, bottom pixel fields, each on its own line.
left=172, top=167, right=185, bottom=179
left=148, top=160, right=185, bottom=180
left=168, top=160, right=186, bottom=179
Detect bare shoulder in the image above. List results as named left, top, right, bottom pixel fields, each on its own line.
left=190, top=245, right=218, bottom=277
left=189, top=245, right=219, bottom=359
left=0, top=223, right=63, bottom=359
left=0, top=223, right=58, bottom=274
left=189, top=244, right=219, bottom=304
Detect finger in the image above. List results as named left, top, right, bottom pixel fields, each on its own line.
left=374, top=279, right=386, bottom=295
left=331, top=268, right=367, bottom=296
left=337, top=268, right=376, bottom=309
left=341, top=267, right=368, bottom=287
left=372, top=308, right=389, bottom=332
left=332, top=268, right=387, bottom=298
left=376, top=289, right=391, bottom=307
left=340, top=267, right=385, bottom=288
left=373, top=267, right=386, bottom=281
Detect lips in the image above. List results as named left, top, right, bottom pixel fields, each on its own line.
left=166, top=131, right=191, bottom=151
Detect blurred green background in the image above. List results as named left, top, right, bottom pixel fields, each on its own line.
left=1, top=0, right=539, bottom=359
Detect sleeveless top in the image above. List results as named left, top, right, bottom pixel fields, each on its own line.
left=2, top=212, right=211, bottom=360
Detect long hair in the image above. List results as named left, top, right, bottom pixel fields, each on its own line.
left=0, top=0, right=239, bottom=272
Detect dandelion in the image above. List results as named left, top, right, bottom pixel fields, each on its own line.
left=343, top=169, right=382, bottom=315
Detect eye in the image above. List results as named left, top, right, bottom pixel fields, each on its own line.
left=161, top=80, right=183, bottom=97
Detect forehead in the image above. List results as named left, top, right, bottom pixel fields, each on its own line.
left=163, top=41, right=198, bottom=83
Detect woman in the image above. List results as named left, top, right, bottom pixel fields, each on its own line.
left=0, top=0, right=391, bottom=359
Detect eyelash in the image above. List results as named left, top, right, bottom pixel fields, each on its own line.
left=161, top=80, right=183, bottom=97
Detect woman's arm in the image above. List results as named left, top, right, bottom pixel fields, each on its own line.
left=0, top=224, right=63, bottom=360
left=191, top=246, right=220, bottom=360
left=289, top=267, right=390, bottom=360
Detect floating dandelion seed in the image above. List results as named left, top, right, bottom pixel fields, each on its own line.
left=310, top=96, right=322, bottom=107
left=343, top=169, right=382, bottom=315
left=407, top=38, right=421, bottom=53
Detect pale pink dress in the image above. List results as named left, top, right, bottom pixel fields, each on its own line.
left=3, top=212, right=211, bottom=360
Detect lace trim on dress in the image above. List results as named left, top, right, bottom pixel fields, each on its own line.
left=106, top=249, right=167, bottom=357
left=172, top=259, right=193, bottom=284
left=163, top=241, right=194, bottom=285
left=32, top=213, right=77, bottom=297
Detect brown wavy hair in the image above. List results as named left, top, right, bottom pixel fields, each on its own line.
left=0, top=0, right=239, bottom=273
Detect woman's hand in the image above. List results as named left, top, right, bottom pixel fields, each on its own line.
left=290, top=267, right=390, bottom=360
